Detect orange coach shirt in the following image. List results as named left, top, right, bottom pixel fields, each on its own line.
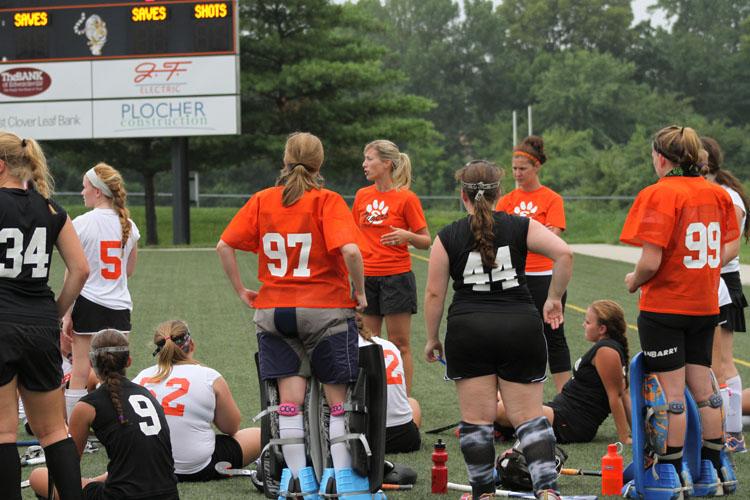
left=220, top=187, right=359, bottom=309
left=352, top=185, right=427, bottom=276
left=495, top=186, right=566, bottom=273
left=620, top=176, right=739, bottom=316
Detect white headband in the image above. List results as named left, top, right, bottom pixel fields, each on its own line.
left=85, top=168, right=113, bottom=198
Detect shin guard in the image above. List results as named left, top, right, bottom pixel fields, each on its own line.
left=458, top=422, right=495, bottom=498
left=516, top=416, right=558, bottom=493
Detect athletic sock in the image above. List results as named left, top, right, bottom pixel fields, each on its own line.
left=279, top=413, right=306, bottom=477
left=458, top=422, right=496, bottom=498
left=329, top=410, right=352, bottom=470
left=720, top=386, right=730, bottom=430
left=726, top=375, right=743, bottom=434
left=661, top=446, right=683, bottom=475
left=701, top=438, right=724, bottom=471
left=44, top=437, right=83, bottom=500
left=64, top=388, right=87, bottom=422
left=516, top=416, right=558, bottom=492
left=0, top=442, right=22, bottom=500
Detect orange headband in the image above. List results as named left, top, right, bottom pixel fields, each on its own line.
left=513, top=150, right=541, bottom=165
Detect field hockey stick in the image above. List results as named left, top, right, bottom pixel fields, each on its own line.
left=425, top=421, right=460, bottom=434
left=560, top=468, right=602, bottom=477
left=381, top=483, right=414, bottom=490
left=447, top=482, right=598, bottom=499
left=17, top=440, right=39, bottom=447
left=215, top=461, right=255, bottom=477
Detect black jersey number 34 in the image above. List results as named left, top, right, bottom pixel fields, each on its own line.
left=0, top=227, right=50, bottom=279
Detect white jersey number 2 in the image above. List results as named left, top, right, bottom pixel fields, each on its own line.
left=0, top=227, right=49, bottom=278
left=683, top=222, right=721, bottom=269
left=262, top=233, right=312, bottom=277
left=462, top=246, right=519, bottom=291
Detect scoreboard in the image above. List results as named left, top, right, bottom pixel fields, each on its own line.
left=0, top=0, right=240, bottom=140
left=0, top=1, right=236, bottom=63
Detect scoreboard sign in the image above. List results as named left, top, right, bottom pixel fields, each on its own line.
left=0, top=0, right=239, bottom=140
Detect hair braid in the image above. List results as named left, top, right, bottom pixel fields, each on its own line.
left=104, top=371, right=128, bottom=425
left=92, top=163, right=131, bottom=250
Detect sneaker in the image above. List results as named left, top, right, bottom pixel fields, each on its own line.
left=20, top=445, right=45, bottom=466
left=536, top=489, right=562, bottom=500
left=83, top=439, right=100, bottom=454
left=717, top=452, right=738, bottom=495
left=725, top=432, right=746, bottom=454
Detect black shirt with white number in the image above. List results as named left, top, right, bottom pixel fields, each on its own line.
left=438, top=212, right=536, bottom=316
left=550, top=338, right=626, bottom=433
left=0, top=188, right=67, bottom=326
left=81, top=379, right=178, bottom=499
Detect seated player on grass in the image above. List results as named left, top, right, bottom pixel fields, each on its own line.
left=135, top=319, right=261, bottom=482
left=496, top=300, right=631, bottom=444
left=30, top=330, right=179, bottom=499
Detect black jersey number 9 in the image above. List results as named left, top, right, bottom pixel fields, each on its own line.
left=0, top=227, right=49, bottom=278
left=128, top=394, right=162, bottom=436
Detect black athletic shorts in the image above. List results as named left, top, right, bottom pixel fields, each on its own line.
left=546, top=401, right=597, bottom=444
left=176, top=434, right=244, bottom=482
left=721, top=271, right=747, bottom=333
left=637, top=311, right=716, bottom=372
left=0, top=321, right=62, bottom=392
left=72, top=295, right=131, bottom=335
left=526, top=274, right=570, bottom=373
left=445, top=309, right=547, bottom=383
left=385, top=420, right=421, bottom=453
left=363, top=271, right=417, bottom=316
left=83, top=482, right=179, bottom=500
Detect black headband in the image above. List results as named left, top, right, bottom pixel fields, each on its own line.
left=152, top=332, right=191, bottom=357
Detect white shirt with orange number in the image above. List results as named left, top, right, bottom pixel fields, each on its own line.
left=73, top=208, right=140, bottom=310
left=358, top=335, right=413, bottom=427
left=134, top=363, right=221, bottom=475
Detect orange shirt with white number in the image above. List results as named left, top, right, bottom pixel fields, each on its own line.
left=620, top=176, right=738, bottom=316
left=352, top=185, right=427, bottom=276
left=220, top=187, right=359, bottom=309
left=495, top=186, right=565, bottom=274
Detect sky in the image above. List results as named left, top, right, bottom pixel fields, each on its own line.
left=631, top=0, right=671, bottom=28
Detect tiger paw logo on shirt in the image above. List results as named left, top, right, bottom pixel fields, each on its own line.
left=365, top=199, right=390, bottom=225
left=513, top=201, right=538, bottom=217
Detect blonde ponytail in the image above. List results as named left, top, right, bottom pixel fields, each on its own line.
left=0, top=132, right=54, bottom=209
left=364, top=140, right=412, bottom=189
left=276, top=132, right=325, bottom=207
left=92, top=163, right=131, bottom=251
left=151, top=320, right=197, bottom=383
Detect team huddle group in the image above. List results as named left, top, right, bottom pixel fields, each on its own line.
left=0, top=125, right=746, bottom=500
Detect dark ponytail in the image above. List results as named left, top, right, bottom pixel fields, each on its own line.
left=90, top=330, right=130, bottom=426
left=455, top=160, right=504, bottom=269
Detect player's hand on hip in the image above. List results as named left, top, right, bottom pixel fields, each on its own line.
left=239, top=289, right=258, bottom=308
left=543, top=299, right=564, bottom=330
left=624, top=272, right=639, bottom=293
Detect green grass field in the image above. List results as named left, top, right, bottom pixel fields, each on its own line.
left=19, top=243, right=750, bottom=498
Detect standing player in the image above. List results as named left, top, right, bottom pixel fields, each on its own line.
left=30, top=330, right=179, bottom=499
left=621, top=125, right=738, bottom=488
left=424, top=160, right=573, bottom=500
left=63, top=163, right=139, bottom=420
left=0, top=131, right=89, bottom=500
left=353, top=140, right=430, bottom=395
left=135, top=319, right=261, bottom=481
left=216, top=133, right=375, bottom=497
left=701, top=136, right=748, bottom=453
left=495, top=136, right=571, bottom=392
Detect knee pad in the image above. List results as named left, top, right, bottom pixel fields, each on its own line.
left=667, top=401, right=685, bottom=414
left=696, top=393, right=723, bottom=409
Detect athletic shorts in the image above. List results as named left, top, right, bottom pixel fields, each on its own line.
left=637, top=311, right=716, bottom=372
left=363, top=272, right=417, bottom=316
left=546, top=400, right=597, bottom=444
left=721, top=271, right=747, bottom=333
left=176, top=434, right=244, bottom=482
left=72, top=295, right=131, bottom=335
left=255, top=307, right=359, bottom=385
left=83, top=482, right=179, bottom=500
left=385, top=420, right=421, bottom=454
left=444, top=310, right=547, bottom=383
left=526, top=274, right=570, bottom=373
left=0, top=322, right=62, bottom=392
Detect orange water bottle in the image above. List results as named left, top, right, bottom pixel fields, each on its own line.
left=431, top=439, right=448, bottom=494
left=601, top=442, right=623, bottom=495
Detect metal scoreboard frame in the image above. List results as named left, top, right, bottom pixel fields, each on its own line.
left=0, top=0, right=240, bottom=140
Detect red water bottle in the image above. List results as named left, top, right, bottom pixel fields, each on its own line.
left=431, top=439, right=448, bottom=494
left=601, top=442, right=623, bottom=495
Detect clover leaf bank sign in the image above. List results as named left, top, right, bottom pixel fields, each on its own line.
left=0, top=1, right=239, bottom=140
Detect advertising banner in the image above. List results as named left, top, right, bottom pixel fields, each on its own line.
left=0, top=62, right=92, bottom=102
left=0, top=100, right=93, bottom=139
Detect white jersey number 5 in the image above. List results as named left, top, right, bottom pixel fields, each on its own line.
left=262, top=232, right=312, bottom=278
left=683, top=222, right=721, bottom=269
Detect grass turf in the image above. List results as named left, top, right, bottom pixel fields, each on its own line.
left=19, top=249, right=750, bottom=499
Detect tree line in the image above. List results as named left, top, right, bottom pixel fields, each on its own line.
left=44, top=0, right=750, bottom=243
